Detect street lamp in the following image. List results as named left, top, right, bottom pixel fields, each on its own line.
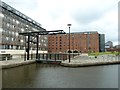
left=67, top=24, right=72, bottom=63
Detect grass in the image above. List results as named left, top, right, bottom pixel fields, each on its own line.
left=88, top=52, right=120, bottom=56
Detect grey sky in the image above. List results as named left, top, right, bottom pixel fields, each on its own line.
left=1, top=0, right=119, bottom=46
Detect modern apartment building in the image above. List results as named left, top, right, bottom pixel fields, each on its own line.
left=0, top=1, right=48, bottom=54
left=48, top=31, right=105, bottom=53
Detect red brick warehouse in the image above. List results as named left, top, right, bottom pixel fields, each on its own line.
left=48, top=31, right=105, bottom=53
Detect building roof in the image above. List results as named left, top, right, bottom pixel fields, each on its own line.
left=1, top=1, right=44, bottom=30
left=68, top=31, right=98, bottom=34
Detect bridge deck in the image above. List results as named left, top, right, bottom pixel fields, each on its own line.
left=36, top=59, right=63, bottom=64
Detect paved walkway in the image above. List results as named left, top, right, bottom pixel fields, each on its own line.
left=0, top=54, right=120, bottom=68
left=61, top=54, right=120, bottom=67
left=0, top=59, right=36, bottom=69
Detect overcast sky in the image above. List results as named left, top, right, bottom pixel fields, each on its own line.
left=2, top=0, right=119, bottom=46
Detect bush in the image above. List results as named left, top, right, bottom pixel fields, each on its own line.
left=68, top=50, right=72, bottom=53
left=73, top=50, right=78, bottom=53
left=115, top=52, right=120, bottom=56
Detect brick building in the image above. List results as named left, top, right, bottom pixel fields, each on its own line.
left=48, top=31, right=105, bottom=53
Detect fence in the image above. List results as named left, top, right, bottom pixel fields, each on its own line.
left=0, top=54, right=12, bottom=61
left=0, top=53, right=80, bottom=61
left=38, top=53, right=79, bottom=61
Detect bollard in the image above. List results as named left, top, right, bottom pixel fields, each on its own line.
left=46, top=54, right=48, bottom=61
left=5, top=57, right=7, bottom=62
left=54, top=54, right=56, bottom=61
left=39, top=54, right=41, bottom=60
left=89, top=57, right=91, bottom=60
left=62, top=54, right=64, bottom=61
left=49, top=54, right=51, bottom=59
left=43, top=54, right=44, bottom=59
left=31, top=54, right=33, bottom=60
left=58, top=54, right=59, bottom=60
left=95, top=56, right=97, bottom=58
left=102, top=56, right=104, bottom=61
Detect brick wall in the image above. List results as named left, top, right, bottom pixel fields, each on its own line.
left=48, top=32, right=100, bottom=53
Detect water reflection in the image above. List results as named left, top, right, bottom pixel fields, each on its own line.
left=2, top=64, right=119, bottom=88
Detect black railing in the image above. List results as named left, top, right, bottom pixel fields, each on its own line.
left=37, top=53, right=79, bottom=61
left=0, top=54, right=12, bottom=61
left=0, top=53, right=79, bottom=61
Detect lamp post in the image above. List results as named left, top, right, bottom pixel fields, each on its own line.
left=67, top=24, right=72, bottom=63
left=24, top=36, right=26, bottom=61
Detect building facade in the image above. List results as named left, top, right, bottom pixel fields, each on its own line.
left=99, top=34, right=105, bottom=52
left=0, top=1, right=48, bottom=54
left=48, top=31, right=104, bottom=53
left=105, top=41, right=113, bottom=49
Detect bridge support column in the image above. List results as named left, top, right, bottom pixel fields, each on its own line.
left=36, top=35, right=39, bottom=60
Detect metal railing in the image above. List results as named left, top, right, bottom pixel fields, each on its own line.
left=0, top=54, right=12, bottom=61
left=37, top=53, right=79, bottom=61
left=0, top=53, right=80, bottom=62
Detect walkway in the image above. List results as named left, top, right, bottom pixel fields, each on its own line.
left=1, top=53, right=120, bottom=68
left=61, top=54, right=120, bottom=67
left=0, top=59, right=36, bottom=69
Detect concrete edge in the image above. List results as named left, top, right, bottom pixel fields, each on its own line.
left=60, top=60, right=120, bottom=67
left=2, top=60, right=36, bottom=69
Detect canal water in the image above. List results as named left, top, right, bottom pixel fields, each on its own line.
left=2, top=63, right=119, bottom=88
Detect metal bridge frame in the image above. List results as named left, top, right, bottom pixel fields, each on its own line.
left=19, top=30, right=66, bottom=61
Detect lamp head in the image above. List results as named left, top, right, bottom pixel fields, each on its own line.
left=67, top=24, right=72, bottom=26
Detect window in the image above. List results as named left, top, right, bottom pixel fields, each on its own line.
left=20, top=40, right=23, bottom=42
left=16, top=20, right=20, bottom=24
left=6, top=37, right=8, bottom=40
left=41, top=40, right=44, bottom=42
left=16, top=11, right=19, bottom=15
left=44, top=44, right=47, bottom=46
left=21, top=28, right=24, bottom=32
left=0, top=28, right=3, bottom=32
left=12, top=25, right=15, bottom=28
left=7, top=6, right=12, bottom=10
left=13, top=19, right=15, bottom=22
left=16, top=32, right=18, bottom=36
left=0, top=13, right=4, bottom=18
left=7, top=23, right=9, bottom=27
left=12, top=32, right=14, bottom=35
left=11, top=38, right=14, bottom=41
